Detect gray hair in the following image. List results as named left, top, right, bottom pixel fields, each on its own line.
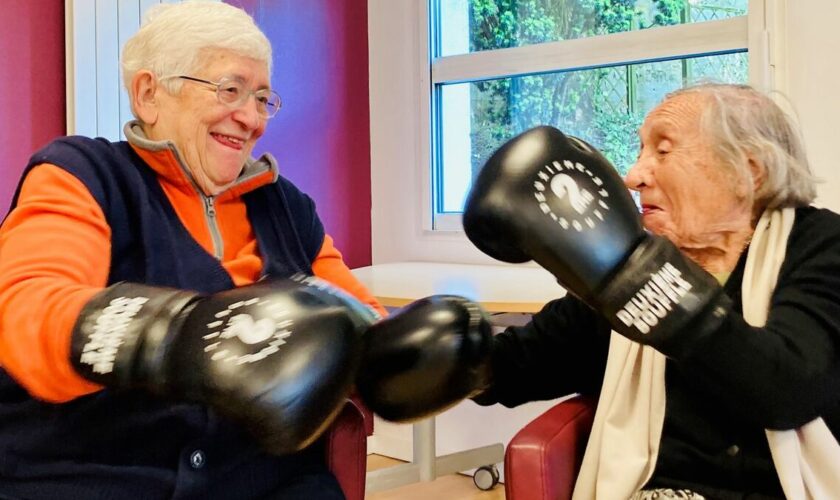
left=122, top=1, right=272, bottom=98
left=667, top=83, right=817, bottom=209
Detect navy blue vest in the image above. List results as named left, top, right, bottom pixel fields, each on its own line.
left=0, top=136, right=330, bottom=499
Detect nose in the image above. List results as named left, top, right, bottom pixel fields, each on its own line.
left=232, top=94, right=264, bottom=131
left=624, top=155, right=650, bottom=192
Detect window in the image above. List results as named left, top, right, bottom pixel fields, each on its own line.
left=368, top=0, right=780, bottom=264
left=431, top=0, right=756, bottom=230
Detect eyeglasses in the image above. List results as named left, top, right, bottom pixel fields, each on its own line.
left=160, top=75, right=282, bottom=119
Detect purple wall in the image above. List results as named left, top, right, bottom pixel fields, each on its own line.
left=227, top=0, right=373, bottom=268
left=0, top=1, right=66, bottom=215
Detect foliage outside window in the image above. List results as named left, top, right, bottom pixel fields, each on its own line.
left=432, top=0, right=749, bottom=220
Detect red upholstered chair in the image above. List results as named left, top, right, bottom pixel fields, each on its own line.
left=504, top=395, right=597, bottom=500
left=325, top=396, right=374, bottom=500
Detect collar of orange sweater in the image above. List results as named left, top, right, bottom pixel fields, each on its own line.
left=123, top=120, right=279, bottom=202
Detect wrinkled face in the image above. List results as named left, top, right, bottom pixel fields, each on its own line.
left=153, top=49, right=269, bottom=195
left=624, top=93, right=752, bottom=249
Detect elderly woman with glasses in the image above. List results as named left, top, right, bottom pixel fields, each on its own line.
left=0, top=2, right=383, bottom=499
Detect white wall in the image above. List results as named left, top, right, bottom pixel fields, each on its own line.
left=784, top=0, right=840, bottom=212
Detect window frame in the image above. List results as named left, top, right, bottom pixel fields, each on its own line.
left=367, top=0, right=783, bottom=264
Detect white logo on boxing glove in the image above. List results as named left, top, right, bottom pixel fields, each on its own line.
left=220, top=314, right=276, bottom=344
left=615, top=262, right=693, bottom=334
left=550, top=173, right=593, bottom=214
left=202, top=297, right=293, bottom=365
left=80, top=296, right=150, bottom=374
left=533, top=160, right=610, bottom=231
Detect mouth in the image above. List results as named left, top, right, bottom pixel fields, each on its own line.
left=211, top=132, right=247, bottom=150
left=640, top=204, right=662, bottom=216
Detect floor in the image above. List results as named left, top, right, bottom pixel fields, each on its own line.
left=365, top=454, right=506, bottom=500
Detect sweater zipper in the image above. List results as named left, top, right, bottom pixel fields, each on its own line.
left=202, top=194, right=224, bottom=260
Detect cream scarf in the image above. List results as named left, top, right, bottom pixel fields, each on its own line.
left=572, top=208, right=840, bottom=500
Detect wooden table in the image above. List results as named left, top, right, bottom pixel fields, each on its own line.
left=352, top=261, right=561, bottom=313
left=352, top=261, right=563, bottom=492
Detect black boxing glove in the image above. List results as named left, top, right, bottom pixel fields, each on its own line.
left=71, top=275, right=375, bottom=455
left=356, top=295, right=493, bottom=422
left=463, top=126, right=730, bottom=350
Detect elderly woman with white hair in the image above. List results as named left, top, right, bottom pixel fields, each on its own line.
left=450, top=83, right=840, bottom=499
left=0, top=2, right=384, bottom=499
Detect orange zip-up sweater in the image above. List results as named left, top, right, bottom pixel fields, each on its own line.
left=0, top=125, right=384, bottom=403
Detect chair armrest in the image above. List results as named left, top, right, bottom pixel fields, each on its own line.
left=504, top=395, right=596, bottom=500
left=350, top=393, right=374, bottom=436
left=325, top=398, right=370, bottom=500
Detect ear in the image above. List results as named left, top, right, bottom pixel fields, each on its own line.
left=130, top=70, right=160, bottom=125
left=747, top=156, right=766, bottom=192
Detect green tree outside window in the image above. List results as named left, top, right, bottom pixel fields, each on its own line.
left=463, top=0, right=747, bottom=178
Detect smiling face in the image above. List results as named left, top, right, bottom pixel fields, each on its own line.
left=624, top=93, right=755, bottom=267
left=148, top=49, right=269, bottom=195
